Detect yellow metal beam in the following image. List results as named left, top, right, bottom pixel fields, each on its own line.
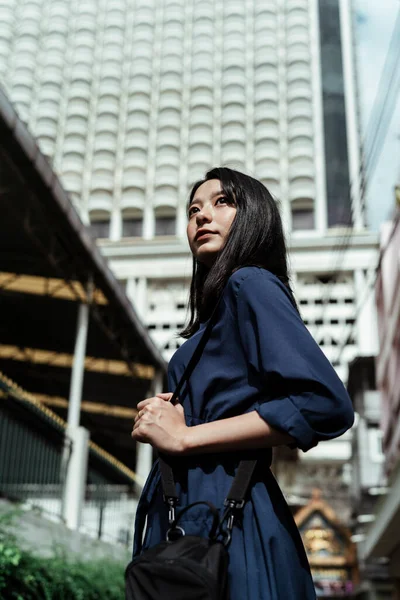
left=0, top=371, right=142, bottom=485
left=36, top=393, right=138, bottom=419
left=0, top=272, right=108, bottom=304
left=0, top=344, right=154, bottom=380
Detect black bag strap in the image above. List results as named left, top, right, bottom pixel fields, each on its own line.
left=159, top=302, right=221, bottom=503
left=159, top=298, right=257, bottom=516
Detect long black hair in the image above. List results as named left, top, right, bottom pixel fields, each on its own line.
left=180, top=167, right=296, bottom=338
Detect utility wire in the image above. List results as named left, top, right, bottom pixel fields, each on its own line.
left=335, top=206, right=400, bottom=366
left=310, top=9, right=400, bottom=347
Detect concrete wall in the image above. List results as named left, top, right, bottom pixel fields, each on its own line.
left=0, top=499, right=131, bottom=563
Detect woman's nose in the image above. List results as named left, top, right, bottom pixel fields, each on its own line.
left=196, top=206, right=212, bottom=224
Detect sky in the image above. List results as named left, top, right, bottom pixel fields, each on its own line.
left=353, top=0, right=400, bottom=230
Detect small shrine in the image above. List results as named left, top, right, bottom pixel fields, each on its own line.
left=295, top=489, right=358, bottom=598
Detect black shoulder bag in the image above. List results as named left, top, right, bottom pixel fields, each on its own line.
left=125, top=306, right=257, bottom=600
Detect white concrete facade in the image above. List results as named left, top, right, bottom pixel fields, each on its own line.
left=0, top=0, right=379, bottom=476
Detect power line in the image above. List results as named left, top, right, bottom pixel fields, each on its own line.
left=335, top=206, right=400, bottom=366
left=310, top=9, right=400, bottom=346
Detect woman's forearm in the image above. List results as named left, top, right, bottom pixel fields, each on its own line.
left=181, top=410, right=294, bottom=455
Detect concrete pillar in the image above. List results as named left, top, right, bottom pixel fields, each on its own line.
left=63, top=298, right=90, bottom=530
left=62, top=426, right=90, bottom=530
left=109, top=205, right=121, bottom=241
left=354, top=269, right=379, bottom=356
left=143, top=203, right=154, bottom=239
left=135, top=370, right=163, bottom=489
left=67, top=301, right=90, bottom=428
left=135, top=277, right=147, bottom=321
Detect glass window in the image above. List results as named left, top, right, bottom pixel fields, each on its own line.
left=122, top=218, right=142, bottom=237
left=89, top=218, right=110, bottom=239
left=155, top=215, right=176, bottom=236
left=292, top=207, right=315, bottom=231
left=318, top=0, right=351, bottom=228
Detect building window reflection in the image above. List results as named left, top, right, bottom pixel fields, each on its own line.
left=154, top=206, right=176, bottom=236
left=89, top=210, right=110, bottom=239
left=122, top=208, right=143, bottom=238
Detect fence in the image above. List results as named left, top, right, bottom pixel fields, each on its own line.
left=0, top=373, right=139, bottom=548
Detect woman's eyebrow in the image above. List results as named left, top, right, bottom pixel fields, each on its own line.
left=189, top=189, right=223, bottom=206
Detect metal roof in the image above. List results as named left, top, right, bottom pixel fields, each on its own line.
left=0, top=86, right=166, bottom=468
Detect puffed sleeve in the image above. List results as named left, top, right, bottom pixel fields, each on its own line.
left=235, top=269, right=354, bottom=452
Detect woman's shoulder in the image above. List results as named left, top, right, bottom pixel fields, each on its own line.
left=225, top=266, right=289, bottom=299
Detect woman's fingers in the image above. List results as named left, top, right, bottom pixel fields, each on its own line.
left=136, top=393, right=175, bottom=412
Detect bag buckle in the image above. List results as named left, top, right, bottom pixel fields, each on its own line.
left=164, top=496, right=177, bottom=525
left=219, top=499, right=244, bottom=546
left=223, top=499, right=245, bottom=510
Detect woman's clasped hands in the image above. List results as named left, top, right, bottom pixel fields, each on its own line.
left=131, top=393, right=189, bottom=454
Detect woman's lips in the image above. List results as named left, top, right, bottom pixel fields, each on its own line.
left=196, top=231, right=216, bottom=241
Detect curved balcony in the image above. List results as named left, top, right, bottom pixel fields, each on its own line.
left=188, top=143, right=213, bottom=166
left=189, top=106, right=213, bottom=128
left=95, top=114, right=119, bottom=136
left=121, top=187, right=146, bottom=210
left=92, top=151, right=116, bottom=173
left=286, top=30, right=309, bottom=47
left=221, top=102, right=246, bottom=125
left=159, top=73, right=183, bottom=94
left=160, top=55, right=184, bottom=75
left=126, top=95, right=151, bottom=115
left=254, top=100, right=279, bottom=123
left=62, top=172, right=83, bottom=195
left=254, top=120, right=280, bottom=142
left=35, top=118, right=58, bottom=141
left=153, top=184, right=179, bottom=207
left=254, top=140, right=280, bottom=162
left=36, top=100, right=61, bottom=123
left=288, top=116, right=313, bottom=140
left=126, top=115, right=150, bottom=137
left=66, top=98, right=90, bottom=119
left=155, top=148, right=181, bottom=170
left=287, top=61, right=311, bottom=83
left=287, top=81, right=312, bottom=103
left=221, top=142, right=246, bottom=166
left=90, top=172, right=115, bottom=196
left=287, top=42, right=310, bottom=64
left=221, top=122, right=246, bottom=144
left=189, top=125, right=213, bottom=147
left=288, top=138, right=314, bottom=160
left=156, top=127, right=181, bottom=149
left=158, top=90, right=182, bottom=111
left=122, top=168, right=147, bottom=190
left=287, top=98, right=313, bottom=120
left=93, top=131, right=118, bottom=153
left=158, top=107, right=182, bottom=129
left=286, top=12, right=309, bottom=31
left=288, top=158, right=315, bottom=182
left=254, top=156, right=280, bottom=179
left=190, top=87, right=213, bottom=109
left=123, top=147, right=148, bottom=170
left=128, top=75, right=152, bottom=97
left=288, top=176, right=315, bottom=202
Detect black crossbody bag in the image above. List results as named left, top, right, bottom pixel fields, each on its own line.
left=125, top=305, right=258, bottom=600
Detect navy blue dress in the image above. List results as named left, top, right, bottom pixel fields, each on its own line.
left=133, top=267, right=354, bottom=599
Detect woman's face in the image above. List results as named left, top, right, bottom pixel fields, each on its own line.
left=187, top=179, right=237, bottom=267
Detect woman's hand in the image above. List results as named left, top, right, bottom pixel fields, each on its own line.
left=131, top=393, right=189, bottom=454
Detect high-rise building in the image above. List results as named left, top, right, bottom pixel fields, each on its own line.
left=0, top=0, right=379, bottom=506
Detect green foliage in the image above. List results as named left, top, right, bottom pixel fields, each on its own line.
left=0, top=517, right=125, bottom=600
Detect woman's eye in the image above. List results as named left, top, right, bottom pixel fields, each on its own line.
left=216, top=196, right=228, bottom=205
left=188, top=207, right=198, bottom=217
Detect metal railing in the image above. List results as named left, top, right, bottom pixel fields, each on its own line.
left=0, top=373, right=139, bottom=547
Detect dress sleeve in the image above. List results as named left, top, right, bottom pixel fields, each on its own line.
left=235, top=271, right=354, bottom=452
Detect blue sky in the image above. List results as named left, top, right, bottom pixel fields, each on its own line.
left=353, top=0, right=400, bottom=230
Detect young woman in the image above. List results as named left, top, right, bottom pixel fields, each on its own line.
left=131, top=167, right=354, bottom=599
